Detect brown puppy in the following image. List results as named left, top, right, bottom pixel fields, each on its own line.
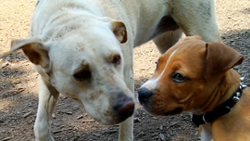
left=138, top=36, right=250, bottom=141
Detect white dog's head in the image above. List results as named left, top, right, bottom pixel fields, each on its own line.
left=10, top=19, right=135, bottom=124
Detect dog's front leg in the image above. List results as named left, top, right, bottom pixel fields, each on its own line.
left=119, top=116, right=134, bottom=141
left=34, top=75, right=59, bottom=141
left=200, top=124, right=213, bottom=141
left=118, top=59, right=134, bottom=141
left=169, top=0, right=221, bottom=42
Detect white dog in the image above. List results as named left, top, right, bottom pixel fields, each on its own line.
left=10, top=0, right=220, bottom=140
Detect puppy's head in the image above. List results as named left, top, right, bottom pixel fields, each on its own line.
left=9, top=20, right=135, bottom=124
left=138, top=36, right=243, bottom=116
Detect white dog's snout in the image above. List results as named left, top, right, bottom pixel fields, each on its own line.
left=112, top=92, right=135, bottom=122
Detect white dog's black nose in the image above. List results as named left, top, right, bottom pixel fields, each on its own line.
left=138, top=87, right=153, bottom=104
left=113, top=94, right=135, bottom=121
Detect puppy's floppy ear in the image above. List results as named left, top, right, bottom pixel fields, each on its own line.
left=10, top=38, right=50, bottom=69
left=205, top=42, right=243, bottom=76
left=112, top=21, right=127, bottom=43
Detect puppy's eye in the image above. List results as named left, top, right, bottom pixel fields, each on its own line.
left=73, top=69, right=91, bottom=81
left=112, top=55, right=121, bottom=65
left=172, top=73, right=188, bottom=83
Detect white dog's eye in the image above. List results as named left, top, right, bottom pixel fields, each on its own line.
left=73, top=69, right=91, bottom=81
left=112, top=55, right=121, bottom=65
left=172, top=73, right=188, bottom=83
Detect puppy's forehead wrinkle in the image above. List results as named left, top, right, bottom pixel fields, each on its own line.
left=170, top=43, right=206, bottom=75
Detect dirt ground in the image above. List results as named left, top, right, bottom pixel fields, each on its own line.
left=0, top=0, right=250, bottom=141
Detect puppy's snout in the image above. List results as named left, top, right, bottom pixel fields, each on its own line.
left=138, top=87, right=153, bottom=104
left=113, top=94, right=135, bottom=121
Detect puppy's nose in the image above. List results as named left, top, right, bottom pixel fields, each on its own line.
left=113, top=95, right=135, bottom=121
left=138, top=87, right=153, bottom=104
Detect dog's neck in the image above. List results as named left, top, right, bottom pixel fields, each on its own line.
left=202, top=69, right=241, bottom=113
left=215, top=70, right=242, bottom=107
left=193, top=70, right=250, bottom=141
left=192, top=69, right=244, bottom=127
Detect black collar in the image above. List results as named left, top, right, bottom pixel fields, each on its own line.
left=192, top=84, right=247, bottom=127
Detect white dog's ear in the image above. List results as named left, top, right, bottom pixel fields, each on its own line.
left=112, top=21, right=127, bottom=43
left=205, top=42, right=243, bottom=76
left=10, top=38, right=50, bottom=69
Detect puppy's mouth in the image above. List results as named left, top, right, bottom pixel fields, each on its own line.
left=163, top=107, right=183, bottom=116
